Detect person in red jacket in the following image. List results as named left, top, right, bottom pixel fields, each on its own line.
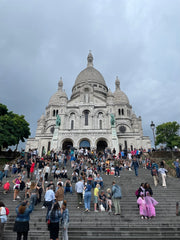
left=3, top=180, right=10, bottom=194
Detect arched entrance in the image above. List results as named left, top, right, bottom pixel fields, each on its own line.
left=97, top=140, right=107, bottom=152
left=79, top=140, right=90, bottom=149
left=62, top=140, right=73, bottom=151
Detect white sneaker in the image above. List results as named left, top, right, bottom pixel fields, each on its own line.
left=42, top=206, right=46, bottom=209
left=118, top=176, right=120, bottom=178
left=17, top=196, right=21, bottom=199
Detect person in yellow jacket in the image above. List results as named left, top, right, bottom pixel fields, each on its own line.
left=94, top=184, right=100, bottom=212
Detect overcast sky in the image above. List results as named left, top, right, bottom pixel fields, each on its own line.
left=0, top=0, right=180, bottom=150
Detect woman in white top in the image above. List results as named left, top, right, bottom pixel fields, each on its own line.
left=158, top=167, right=168, bottom=188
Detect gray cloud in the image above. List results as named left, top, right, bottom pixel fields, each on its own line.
left=0, top=0, right=180, bottom=149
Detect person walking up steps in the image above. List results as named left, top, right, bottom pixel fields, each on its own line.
left=131, top=157, right=139, bottom=177
left=158, top=166, right=168, bottom=188
left=75, top=178, right=84, bottom=209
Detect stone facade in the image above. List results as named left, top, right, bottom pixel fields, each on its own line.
left=26, top=52, right=151, bottom=155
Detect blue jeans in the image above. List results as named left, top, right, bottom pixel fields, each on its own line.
left=45, top=201, right=53, bottom=221
left=64, top=186, right=73, bottom=194
left=176, top=167, right=180, bottom=178
left=84, top=191, right=91, bottom=210
left=134, top=167, right=138, bottom=176
left=30, top=194, right=37, bottom=207
left=4, top=170, right=8, bottom=178
left=115, top=167, right=120, bottom=176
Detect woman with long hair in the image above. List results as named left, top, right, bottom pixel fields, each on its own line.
left=84, top=180, right=92, bottom=212
left=48, top=202, right=61, bottom=240
left=36, top=177, right=45, bottom=203
left=13, top=201, right=33, bottom=240
left=61, top=200, right=69, bottom=240
left=12, top=175, right=22, bottom=201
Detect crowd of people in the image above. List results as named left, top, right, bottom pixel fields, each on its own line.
left=0, top=147, right=179, bottom=239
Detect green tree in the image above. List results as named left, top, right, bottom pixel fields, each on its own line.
left=0, top=103, right=31, bottom=150
left=155, top=121, right=180, bottom=149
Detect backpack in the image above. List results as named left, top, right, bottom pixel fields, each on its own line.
left=113, top=185, right=122, bottom=199
left=20, top=181, right=25, bottom=190
left=135, top=188, right=139, bottom=197
left=5, top=207, right=9, bottom=216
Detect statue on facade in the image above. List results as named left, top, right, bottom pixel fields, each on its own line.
left=110, top=114, right=115, bottom=127
left=56, top=114, right=61, bottom=127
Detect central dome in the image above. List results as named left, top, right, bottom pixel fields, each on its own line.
left=73, top=52, right=107, bottom=88
left=75, top=66, right=107, bottom=87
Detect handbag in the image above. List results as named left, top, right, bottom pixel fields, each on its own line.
left=100, top=204, right=105, bottom=212
left=47, top=219, right=51, bottom=231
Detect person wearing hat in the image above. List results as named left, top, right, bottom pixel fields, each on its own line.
left=13, top=200, right=33, bottom=240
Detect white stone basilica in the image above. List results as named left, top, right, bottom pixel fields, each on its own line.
left=26, top=52, right=151, bottom=155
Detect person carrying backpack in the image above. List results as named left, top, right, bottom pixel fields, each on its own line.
left=111, top=181, right=122, bottom=215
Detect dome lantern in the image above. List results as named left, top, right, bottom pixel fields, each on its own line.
left=58, top=77, right=63, bottom=90
left=87, top=50, right=93, bottom=67
left=115, top=76, right=120, bottom=90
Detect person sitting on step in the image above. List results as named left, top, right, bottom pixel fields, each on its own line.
left=94, top=173, right=103, bottom=188
left=64, top=179, right=73, bottom=194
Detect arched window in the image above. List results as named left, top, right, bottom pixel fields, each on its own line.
left=84, top=88, right=89, bottom=103
left=48, top=142, right=51, bottom=151
left=99, top=120, right=102, bottom=129
left=71, top=120, right=74, bottom=130
left=84, top=110, right=89, bottom=126
left=53, top=110, right=55, bottom=116
left=118, top=109, right=121, bottom=115
left=124, top=140, right=127, bottom=150
left=56, top=110, right=58, bottom=116
left=122, top=109, right=124, bottom=115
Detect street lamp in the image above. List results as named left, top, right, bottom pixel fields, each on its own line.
left=150, top=121, right=156, bottom=150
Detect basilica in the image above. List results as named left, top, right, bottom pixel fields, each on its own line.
left=26, top=52, right=151, bottom=155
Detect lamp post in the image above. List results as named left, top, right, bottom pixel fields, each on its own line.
left=150, top=121, right=156, bottom=150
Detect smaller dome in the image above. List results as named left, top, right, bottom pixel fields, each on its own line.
left=49, top=91, right=68, bottom=105
left=113, top=76, right=129, bottom=104
left=114, top=89, right=129, bottom=104
left=48, top=79, right=68, bottom=105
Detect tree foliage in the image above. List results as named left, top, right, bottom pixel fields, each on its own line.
left=0, top=103, right=31, bottom=150
left=155, top=121, right=180, bottom=149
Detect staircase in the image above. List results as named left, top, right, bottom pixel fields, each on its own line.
left=1, top=160, right=180, bottom=240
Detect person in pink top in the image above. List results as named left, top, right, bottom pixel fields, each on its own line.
left=137, top=192, right=147, bottom=219
left=145, top=191, right=158, bottom=218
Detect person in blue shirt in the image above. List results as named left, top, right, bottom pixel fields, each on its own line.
left=43, top=185, right=55, bottom=221
left=13, top=200, right=33, bottom=240
left=173, top=159, right=180, bottom=178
